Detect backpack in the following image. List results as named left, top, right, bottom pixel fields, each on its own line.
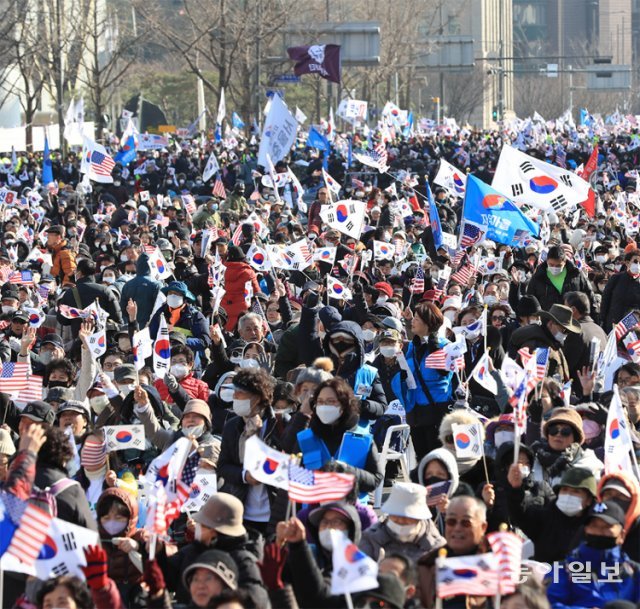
left=30, top=478, right=79, bottom=517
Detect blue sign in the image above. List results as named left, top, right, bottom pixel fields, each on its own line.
left=272, top=74, right=301, bottom=84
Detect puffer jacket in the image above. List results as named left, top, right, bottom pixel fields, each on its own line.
left=120, top=253, right=162, bottom=326
left=359, top=518, right=445, bottom=562
left=50, top=238, right=76, bottom=284
left=96, top=487, right=146, bottom=587
left=221, top=260, right=260, bottom=331
left=526, top=260, right=595, bottom=312
left=547, top=543, right=640, bottom=608
left=531, top=439, right=603, bottom=488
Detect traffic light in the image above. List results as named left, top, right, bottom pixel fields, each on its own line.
left=492, top=106, right=498, bottom=121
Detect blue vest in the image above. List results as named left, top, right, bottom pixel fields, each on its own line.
left=297, top=428, right=372, bottom=471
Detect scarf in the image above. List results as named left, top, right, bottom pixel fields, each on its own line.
left=168, top=304, right=185, bottom=326
left=533, top=440, right=582, bottom=479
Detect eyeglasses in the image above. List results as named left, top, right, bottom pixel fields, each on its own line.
left=491, top=315, right=506, bottom=322
left=547, top=425, right=573, bottom=438
left=445, top=517, right=474, bottom=529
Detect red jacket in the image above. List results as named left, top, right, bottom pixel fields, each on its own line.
left=155, top=374, right=209, bottom=403
left=222, top=260, right=261, bottom=330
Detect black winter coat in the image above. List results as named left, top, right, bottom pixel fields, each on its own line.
left=601, top=271, right=640, bottom=332
left=526, top=261, right=595, bottom=312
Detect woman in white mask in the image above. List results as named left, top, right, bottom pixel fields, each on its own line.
left=217, top=368, right=281, bottom=534
left=154, top=344, right=210, bottom=404
left=360, top=482, right=445, bottom=562
left=291, top=377, right=383, bottom=496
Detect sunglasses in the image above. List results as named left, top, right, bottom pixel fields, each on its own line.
left=492, top=315, right=506, bottom=322
left=445, top=517, right=474, bottom=529
left=547, top=425, right=573, bottom=438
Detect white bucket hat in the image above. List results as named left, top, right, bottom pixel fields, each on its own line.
left=381, top=482, right=431, bottom=521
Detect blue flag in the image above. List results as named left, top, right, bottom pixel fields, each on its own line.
left=462, top=175, right=539, bottom=246
left=42, top=136, right=53, bottom=185
left=114, top=134, right=136, bottom=165
left=232, top=112, right=245, bottom=130
left=215, top=124, right=222, bottom=143
left=427, top=183, right=444, bottom=250
left=307, top=127, right=330, bottom=170
left=347, top=136, right=353, bottom=168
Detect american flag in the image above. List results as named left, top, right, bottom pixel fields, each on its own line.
left=351, top=177, right=364, bottom=189
left=450, top=263, right=477, bottom=286
left=287, top=463, right=354, bottom=503
left=78, top=437, right=107, bottom=469
left=230, top=224, right=243, bottom=246
left=37, top=284, right=50, bottom=301
left=176, top=451, right=201, bottom=502
left=615, top=312, right=640, bottom=340
left=212, top=178, right=227, bottom=199
left=374, top=142, right=388, bottom=170
left=144, top=244, right=157, bottom=254
left=460, top=222, right=484, bottom=248
left=13, top=375, right=43, bottom=406
left=1, top=490, right=52, bottom=566
left=555, top=145, right=567, bottom=169
left=411, top=267, right=425, bottom=294
left=517, top=347, right=533, bottom=368
left=207, top=265, right=215, bottom=288
left=8, top=270, right=34, bottom=286
left=452, top=249, right=467, bottom=267
left=181, top=195, right=197, bottom=215
left=89, top=150, right=116, bottom=178
left=425, top=480, right=452, bottom=507
left=0, top=362, right=30, bottom=393
left=353, top=144, right=388, bottom=173
left=424, top=348, right=449, bottom=370
left=534, top=348, right=550, bottom=379
left=624, top=333, right=640, bottom=361
left=487, top=531, right=523, bottom=595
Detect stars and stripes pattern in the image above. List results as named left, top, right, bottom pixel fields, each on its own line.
left=460, top=222, right=484, bottom=248
left=212, top=178, right=227, bottom=199
left=424, top=348, right=449, bottom=370
left=287, top=463, right=354, bottom=504
left=410, top=267, right=425, bottom=294
left=176, top=451, right=201, bottom=503
left=624, top=333, right=640, bottom=361
left=0, top=362, right=30, bottom=393
left=89, top=150, right=116, bottom=178
left=8, top=270, right=34, bottom=286
left=13, top=374, right=43, bottom=406
left=487, top=531, right=523, bottom=595
left=615, top=312, right=640, bottom=340
left=450, top=263, right=477, bottom=286
left=2, top=491, right=52, bottom=566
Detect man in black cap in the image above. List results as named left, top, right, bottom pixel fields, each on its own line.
left=547, top=501, right=640, bottom=606
left=18, top=400, right=56, bottom=436
left=1, top=310, right=30, bottom=362
left=57, top=258, right=123, bottom=337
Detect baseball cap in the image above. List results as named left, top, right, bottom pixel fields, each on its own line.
left=587, top=501, right=626, bottom=527
left=58, top=400, right=91, bottom=420
left=41, top=333, right=64, bottom=349
left=21, top=400, right=55, bottom=425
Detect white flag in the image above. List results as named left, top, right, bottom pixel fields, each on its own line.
left=216, top=87, right=226, bottom=125
left=319, top=200, right=366, bottom=239
left=471, top=352, right=498, bottom=395
left=132, top=328, right=153, bottom=370
left=295, top=106, right=307, bottom=124
left=246, top=243, right=272, bottom=272
left=373, top=240, right=395, bottom=261
left=242, top=435, right=290, bottom=490
left=326, top=277, right=352, bottom=301
left=322, top=168, right=342, bottom=196
left=492, top=144, right=588, bottom=212
left=258, top=94, right=297, bottom=167
left=330, top=530, right=378, bottom=595
left=144, top=437, right=192, bottom=500
left=85, top=328, right=107, bottom=360
left=181, top=471, right=218, bottom=513
left=147, top=248, right=172, bottom=280
left=202, top=152, right=220, bottom=182
left=604, top=386, right=634, bottom=473
left=104, top=425, right=146, bottom=452
left=153, top=315, right=171, bottom=380
left=451, top=423, right=484, bottom=458
left=313, top=246, right=337, bottom=265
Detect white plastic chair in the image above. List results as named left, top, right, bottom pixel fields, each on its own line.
left=373, top=423, right=412, bottom=508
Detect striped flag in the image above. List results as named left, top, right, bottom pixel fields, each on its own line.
left=623, top=333, right=640, bottom=362
left=614, top=312, right=640, bottom=340
left=58, top=303, right=98, bottom=320
left=517, top=347, right=533, bottom=368
left=181, top=194, right=197, bottom=215
left=424, top=348, right=449, bottom=370
left=1, top=491, right=52, bottom=566
left=88, top=147, right=116, bottom=180
left=287, top=463, right=354, bottom=503
left=212, top=178, right=227, bottom=199
left=425, top=480, right=452, bottom=507
left=0, top=363, right=30, bottom=393
left=410, top=267, right=425, bottom=294
left=459, top=221, right=485, bottom=248
left=487, top=531, right=523, bottom=595
left=450, top=263, right=477, bottom=286
left=8, top=270, right=34, bottom=286
left=12, top=375, right=43, bottom=407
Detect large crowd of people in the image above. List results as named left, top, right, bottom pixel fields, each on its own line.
left=0, top=111, right=637, bottom=609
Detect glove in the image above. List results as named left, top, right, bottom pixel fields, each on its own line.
left=81, top=545, right=109, bottom=591
left=259, top=542, right=288, bottom=590
left=144, top=559, right=166, bottom=596
left=164, top=373, right=179, bottom=392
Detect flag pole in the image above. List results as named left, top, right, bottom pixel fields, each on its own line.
left=434, top=548, right=447, bottom=609
left=344, top=591, right=355, bottom=609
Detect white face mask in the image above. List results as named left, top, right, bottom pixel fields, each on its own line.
left=90, top=395, right=110, bottom=414
left=519, top=465, right=531, bottom=478
left=219, top=387, right=234, bottom=402
left=233, top=398, right=253, bottom=417
left=103, top=275, right=116, bottom=284
left=380, top=346, right=398, bottom=359
left=39, top=351, right=55, bottom=365
left=167, top=294, right=184, bottom=308
left=2, top=306, right=15, bottom=315
left=595, top=255, right=607, bottom=264
left=556, top=493, right=584, bottom=517
left=170, top=363, right=190, bottom=379
left=553, top=331, right=567, bottom=345
left=484, top=295, right=498, bottom=306
left=194, top=522, right=204, bottom=542
left=494, top=430, right=515, bottom=448
left=318, top=528, right=346, bottom=551
left=182, top=424, right=205, bottom=438
left=118, top=384, right=135, bottom=397
left=104, top=370, right=115, bottom=380
left=548, top=266, right=564, bottom=276
left=316, top=404, right=341, bottom=425
left=362, top=329, right=376, bottom=343
left=102, top=519, right=127, bottom=535
left=239, top=358, right=259, bottom=369
left=376, top=296, right=388, bottom=305
left=386, top=519, right=422, bottom=542
left=630, top=263, right=640, bottom=275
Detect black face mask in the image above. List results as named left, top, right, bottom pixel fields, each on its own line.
left=48, top=380, right=70, bottom=389
left=424, top=475, right=447, bottom=487
left=330, top=341, right=354, bottom=355
left=585, top=534, right=618, bottom=550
